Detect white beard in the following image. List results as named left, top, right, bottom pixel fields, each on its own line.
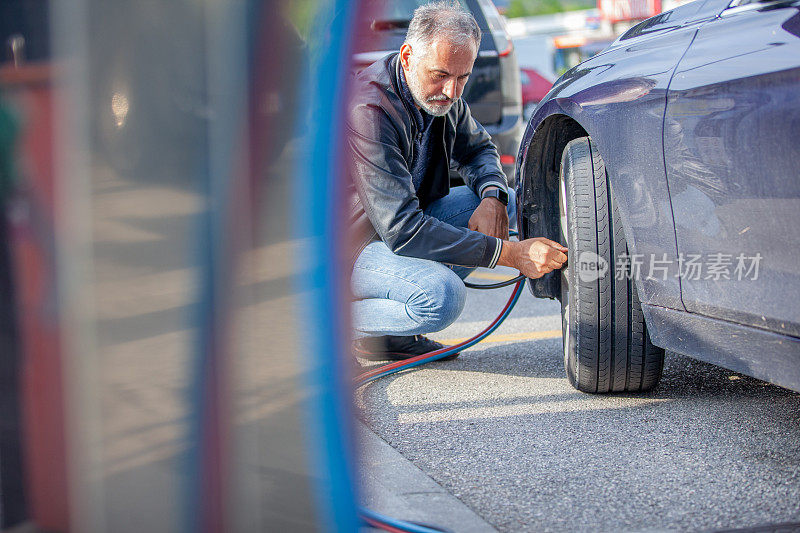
left=406, top=65, right=455, bottom=117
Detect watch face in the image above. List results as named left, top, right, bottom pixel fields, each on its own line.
left=497, top=189, right=509, bottom=205
left=485, top=188, right=509, bottom=205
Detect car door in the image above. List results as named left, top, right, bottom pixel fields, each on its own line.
left=664, top=0, right=800, bottom=336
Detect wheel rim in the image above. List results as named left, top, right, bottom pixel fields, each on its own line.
left=559, top=167, right=569, bottom=246
left=559, top=166, right=570, bottom=358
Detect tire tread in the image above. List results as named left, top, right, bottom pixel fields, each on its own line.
left=560, top=137, right=665, bottom=394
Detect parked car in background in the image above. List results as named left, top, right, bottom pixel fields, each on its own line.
left=352, top=0, right=524, bottom=184
left=520, top=66, right=552, bottom=119
left=515, top=0, right=800, bottom=393
left=551, top=33, right=615, bottom=77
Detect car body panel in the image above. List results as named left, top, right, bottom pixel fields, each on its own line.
left=516, top=0, right=800, bottom=392
left=517, top=0, right=728, bottom=309
left=664, top=0, right=800, bottom=337
left=644, top=303, right=800, bottom=392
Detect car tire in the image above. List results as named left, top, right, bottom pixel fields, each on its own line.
left=558, top=137, right=664, bottom=393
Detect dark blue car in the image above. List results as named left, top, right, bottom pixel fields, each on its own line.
left=515, top=0, right=800, bottom=393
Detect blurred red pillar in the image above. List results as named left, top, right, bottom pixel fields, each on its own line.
left=1, top=63, right=71, bottom=532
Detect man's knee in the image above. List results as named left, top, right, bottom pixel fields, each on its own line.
left=408, top=268, right=466, bottom=332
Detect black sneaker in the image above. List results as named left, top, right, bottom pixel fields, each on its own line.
left=353, top=335, right=460, bottom=362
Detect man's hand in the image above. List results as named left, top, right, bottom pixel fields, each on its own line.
left=498, top=237, right=568, bottom=279
left=468, top=187, right=509, bottom=240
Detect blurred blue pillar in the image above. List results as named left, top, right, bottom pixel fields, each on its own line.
left=295, top=0, right=360, bottom=531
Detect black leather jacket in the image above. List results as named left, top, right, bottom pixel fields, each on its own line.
left=347, top=54, right=508, bottom=268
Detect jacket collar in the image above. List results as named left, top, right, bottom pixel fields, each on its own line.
left=396, top=61, right=426, bottom=133
left=390, top=53, right=423, bottom=133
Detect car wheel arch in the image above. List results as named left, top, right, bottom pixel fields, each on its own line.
left=518, top=113, right=588, bottom=299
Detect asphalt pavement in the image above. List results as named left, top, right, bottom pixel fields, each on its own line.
left=357, top=266, right=800, bottom=533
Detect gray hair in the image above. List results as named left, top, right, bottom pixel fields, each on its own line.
left=404, top=1, right=482, bottom=56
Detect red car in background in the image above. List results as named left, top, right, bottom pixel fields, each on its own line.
left=520, top=67, right=552, bottom=119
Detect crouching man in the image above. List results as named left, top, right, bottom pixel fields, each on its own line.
left=348, top=1, right=566, bottom=360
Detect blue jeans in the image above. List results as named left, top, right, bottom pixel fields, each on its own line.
left=351, top=186, right=517, bottom=338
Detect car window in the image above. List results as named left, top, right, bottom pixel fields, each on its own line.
left=353, top=0, right=495, bottom=55
left=618, top=11, right=675, bottom=40
left=723, top=0, right=800, bottom=17
left=728, top=0, right=800, bottom=8
left=362, top=0, right=470, bottom=23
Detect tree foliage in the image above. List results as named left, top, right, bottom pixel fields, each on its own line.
left=506, top=0, right=596, bottom=17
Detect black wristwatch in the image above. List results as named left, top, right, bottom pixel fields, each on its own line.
left=481, top=187, right=509, bottom=206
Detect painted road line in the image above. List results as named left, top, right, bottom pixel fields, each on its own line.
left=466, top=271, right=520, bottom=281
left=436, top=329, right=561, bottom=345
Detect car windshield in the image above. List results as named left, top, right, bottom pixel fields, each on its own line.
left=363, top=0, right=470, bottom=28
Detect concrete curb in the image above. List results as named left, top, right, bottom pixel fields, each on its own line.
left=358, top=421, right=498, bottom=533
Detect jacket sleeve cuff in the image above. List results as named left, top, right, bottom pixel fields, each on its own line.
left=482, top=236, right=503, bottom=269
left=476, top=177, right=508, bottom=198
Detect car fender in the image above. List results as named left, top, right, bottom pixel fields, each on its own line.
left=515, top=23, right=714, bottom=310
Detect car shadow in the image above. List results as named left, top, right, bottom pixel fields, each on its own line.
left=356, top=336, right=799, bottom=428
